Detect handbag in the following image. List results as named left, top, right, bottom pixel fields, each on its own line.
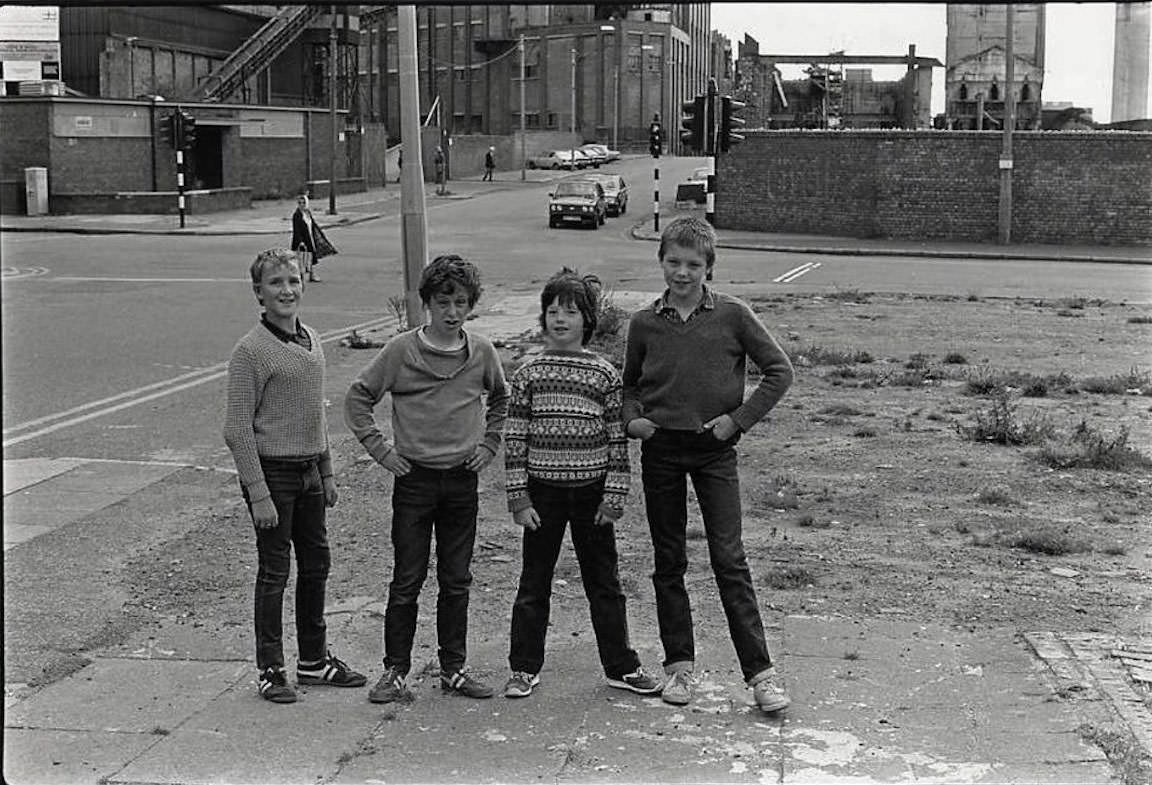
left=312, top=224, right=339, bottom=260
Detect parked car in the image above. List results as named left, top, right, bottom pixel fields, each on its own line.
left=526, top=149, right=582, bottom=170
left=548, top=180, right=607, bottom=229
left=574, top=172, right=628, bottom=217
left=580, top=143, right=619, bottom=163
left=576, top=144, right=607, bottom=168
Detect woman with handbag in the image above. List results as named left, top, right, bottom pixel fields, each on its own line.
left=291, top=194, right=338, bottom=283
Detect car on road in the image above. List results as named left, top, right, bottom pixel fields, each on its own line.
left=677, top=166, right=709, bottom=204
left=572, top=172, right=629, bottom=216
left=548, top=179, right=607, bottom=228
left=526, top=149, right=583, bottom=170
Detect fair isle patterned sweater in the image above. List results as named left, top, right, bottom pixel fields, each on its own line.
left=505, top=349, right=630, bottom=518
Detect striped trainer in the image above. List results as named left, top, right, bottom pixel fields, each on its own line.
left=297, top=650, right=367, bottom=687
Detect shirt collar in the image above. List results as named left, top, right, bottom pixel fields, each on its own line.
left=261, top=314, right=307, bottom=345
left=652, top=284, right=715, bottom=314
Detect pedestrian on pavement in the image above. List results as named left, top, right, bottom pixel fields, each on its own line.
left=622, top=215, right=795, bottom=714
left=502, top=268, right=661, bottom=701
left=223, top=248, right=367, bottom=704
left=344, top=254, right=509, bottom=705
left=483, top=146, right=495, bottom=181
left=396, top=149, right=402, bottom=183
left=291, top=193, right=338, bottom=283
left=434, top=146, right=446, bottom=195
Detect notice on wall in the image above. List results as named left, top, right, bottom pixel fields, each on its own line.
left=0, top=6, right=61, bottom=85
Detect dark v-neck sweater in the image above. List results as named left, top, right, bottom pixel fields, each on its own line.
left=621, top=291, right=794, bottom=432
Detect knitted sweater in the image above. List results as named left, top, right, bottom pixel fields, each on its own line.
left=621, top=291, right=794, bottom=432
left=505, top=349, right=630, bottom=518
left=223, top=321, right=332, bottom=503
left=344, top=327, right=508, bottom=469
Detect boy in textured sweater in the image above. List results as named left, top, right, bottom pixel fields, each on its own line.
left=622, top=216, right=795, bottom=714
left=224, top=248, right=366, bottom=704
left=344, top=254, right=509, bottom=703
left=502, top=269, right=660, bottom=699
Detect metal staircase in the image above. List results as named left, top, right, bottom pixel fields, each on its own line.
left=194, top=5, right=324, bottom=101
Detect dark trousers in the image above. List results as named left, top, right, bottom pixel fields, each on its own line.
left=508, top=478, right=641, bottom=679
left=248, top=457, right=330, bottom=671
left=384, top=464, right=478, bottom=676
left=640, top=429, right=773, bottom=683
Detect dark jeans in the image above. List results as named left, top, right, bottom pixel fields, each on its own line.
left=384, top=464, right=478, bottom=676
left=509, top=478, right=641, bottom=679
left=640, top=429, right=773, bottom=683
left=247, top=457, right=330, bottom=671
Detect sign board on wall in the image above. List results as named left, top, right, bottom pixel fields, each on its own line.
left=0, top=6, right=61, bottom=86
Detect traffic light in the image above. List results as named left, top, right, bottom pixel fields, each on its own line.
left=158, top=112, right=176, bottom=147
left=720, top=96, right=746, bottom=153
left=649, top=121, right=663, bottom=157
left=680, top=96, right=705, bottom=153
left=179, top=110, right=197, bottom=149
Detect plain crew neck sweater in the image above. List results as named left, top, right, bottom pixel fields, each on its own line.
left=223, top=321, right=332, bottom=504
left=344, top=327, right=509, bottom=469
left=621, top=291, right=794, bottom=432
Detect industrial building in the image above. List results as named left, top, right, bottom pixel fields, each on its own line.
left=1111, top=1, right=1151, bottom=124
left=944, top=3, right=1046, bottom=130
left=0, top=3, right=714, bottom=211
left=733, top=35, right=938, bottom=129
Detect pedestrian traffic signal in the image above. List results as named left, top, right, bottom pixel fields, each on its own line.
left=158, top=112, right=176, bottom=147
left=179, top=111, right=197, bottom=149
left=719, top=96, right=746, bottom=153
left=680, top=96, right=705, bottom=153
left=649, top=121, right=663, bottom=157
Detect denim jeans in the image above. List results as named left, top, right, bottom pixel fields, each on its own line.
left=246, top=457, right=330, bottom=671
left=508, top=478, right=641, bottom=679
left=384, top=464, right=478, bottom=676
left=640, top=429, right=773, bottom=683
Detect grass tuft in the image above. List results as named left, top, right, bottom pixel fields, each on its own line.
left=957, top=391, right=1055, bottom=446
left=1035, top=421, right=1152, bottom=472
left=763, top=565, right=815, bottom=589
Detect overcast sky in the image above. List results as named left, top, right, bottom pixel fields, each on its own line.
left=711, top=3, right=1141, bottom=122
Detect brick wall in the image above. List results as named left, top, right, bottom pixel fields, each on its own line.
left=0, top=103, right=52, bottom=179
left=718, top=130, right=1152, bottom=246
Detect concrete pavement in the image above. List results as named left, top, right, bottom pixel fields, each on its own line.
left=1, top=163, right=1148, bottom=264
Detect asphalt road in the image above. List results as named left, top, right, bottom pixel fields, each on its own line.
left=3, top=155, right=1150, bottom=468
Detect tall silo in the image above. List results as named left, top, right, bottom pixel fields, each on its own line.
left=1111, top=2, right=1151, bottom=122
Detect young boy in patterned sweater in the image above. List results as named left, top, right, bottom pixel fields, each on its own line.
left=502, top=268, right=661, bottom=699
left=223, top=248, right=366, bottom=703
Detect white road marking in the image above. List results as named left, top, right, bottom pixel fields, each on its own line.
left=2, top=315, right=396, bottom=448
left=51, top=276, right=251, bottom=283
left=773, top=262, right=822, bottom=283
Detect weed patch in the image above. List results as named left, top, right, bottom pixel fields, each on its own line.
left=1035, top=421, right=1152, bottom=471
left=763, top=565, right=815, bottom=589
left=957, top=391, right=1055, bottom=446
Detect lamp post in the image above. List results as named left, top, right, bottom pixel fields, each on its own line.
left=597, top=24, right=618, bottom=152
left=328, top=11, right=338, bottom=215
left=519, top=33, right=526, bottom=181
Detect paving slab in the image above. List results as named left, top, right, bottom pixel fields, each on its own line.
left=4, top=657, right=248, bottom=733
left=116, top=678, right=382, bottom=785
left=2, top=726, right=160, bottom=785
left=2, top=457, right=86, bottom=494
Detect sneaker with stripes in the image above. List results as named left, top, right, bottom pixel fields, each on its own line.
left=296, top=650, right=367, bottom=687
left=258, top=666, right=297, bottom=703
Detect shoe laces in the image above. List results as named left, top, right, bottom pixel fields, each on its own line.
left=668, top=670, right=695, bottom=689
left=261, top=667, right=287, bottom=685
left=324, top=651, right=351, bottom=673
